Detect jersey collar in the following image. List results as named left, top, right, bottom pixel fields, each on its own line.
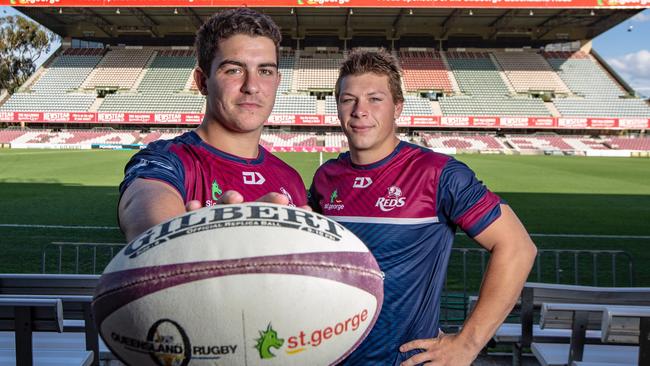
left=349, top=140, right=406, bottom=170
left=189, top=130, right=266, bottom=165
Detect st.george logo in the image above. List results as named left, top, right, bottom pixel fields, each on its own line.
left=375, top=186, right=406, bottom=212
left=353, top=177, right=372, bottom=188
left=243, top=172, right=265, bottom=185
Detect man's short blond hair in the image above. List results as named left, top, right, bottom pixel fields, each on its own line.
left=335, top=49, right=404, bottom=104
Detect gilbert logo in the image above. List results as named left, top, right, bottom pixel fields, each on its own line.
left=243, top=172, right=265, bottom=185
left=353, top=177, right=372, bottom=188
left=375, top=186, right=406, bottom=212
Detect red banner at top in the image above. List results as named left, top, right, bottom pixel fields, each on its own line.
left=4, top=0, right=649, bottom=8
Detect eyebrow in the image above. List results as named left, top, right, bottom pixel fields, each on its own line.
left=340, top=91, right=387, bottom=97
left=217, top=59, right=278, bottom=70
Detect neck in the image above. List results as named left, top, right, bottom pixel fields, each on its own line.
left=350, top=136, right=400, bottom=166
left=196, top=119, right=261, bottom=159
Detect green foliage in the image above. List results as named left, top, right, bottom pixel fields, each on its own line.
left=0, top=15, right=57, bottom=94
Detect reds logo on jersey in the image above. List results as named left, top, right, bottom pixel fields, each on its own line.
left=375, top=186, right=406, bottom=212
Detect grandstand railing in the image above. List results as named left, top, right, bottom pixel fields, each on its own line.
left=40, top=242, right=635, bottom=328
left=439, top=248, right=635, bottom=327
left=41, top=241, right=125, bottom=275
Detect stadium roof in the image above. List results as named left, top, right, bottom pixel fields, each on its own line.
left=13, top=6, right=644, bottom=48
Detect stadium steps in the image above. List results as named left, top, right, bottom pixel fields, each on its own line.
left=430, top=100, right=442, bottom=115
left=87, top=97, right=104, bottom=112
left=130, top=51, right=158, bottom=91
left=316, top=99, right=326, bottom=115
left=440, top=52, right=461, bottom=94
left=488, top=53, right=517, bottom=95
left=545, top=102, right=561, bottom=117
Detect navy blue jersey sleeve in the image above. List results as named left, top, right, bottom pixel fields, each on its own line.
left=437, top=158, right=501, bottom=237
left=119, top=141, right=186, bottom=200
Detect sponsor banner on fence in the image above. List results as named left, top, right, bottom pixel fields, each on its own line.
left=295, top=115, right=324, bottom=125
left=4, top=0, right=648, bottom=8
left=618, top=118, right=650, bottom=129
left=3, top=112, right=648, bottom=129
left=589, top=118, right=618, bottom=129
left=0, top=111, right=14, bottom=122
left=558, top=117, right=589, bottom=128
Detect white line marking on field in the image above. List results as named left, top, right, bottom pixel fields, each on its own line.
left=1, top=223, right=649, bottom=239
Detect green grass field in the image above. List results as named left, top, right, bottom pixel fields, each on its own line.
left=1, top=149, right=649, bottom=287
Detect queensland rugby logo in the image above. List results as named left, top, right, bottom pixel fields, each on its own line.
left=375, top=186, right=406, bottom=212
left=255, top=324, right=284, bottom=359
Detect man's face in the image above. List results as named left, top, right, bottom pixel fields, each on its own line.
left=337, top=72, right=403, bottom=156
left=198, top=34, right=280, bottom=133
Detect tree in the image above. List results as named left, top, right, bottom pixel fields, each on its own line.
left=0, top=14, right=57, bottom=94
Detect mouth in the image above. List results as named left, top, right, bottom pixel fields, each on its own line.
left=237, top=102, right=262, bottom=109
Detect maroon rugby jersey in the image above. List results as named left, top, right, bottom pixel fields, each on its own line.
left=119, top=131, right=307, bottom=208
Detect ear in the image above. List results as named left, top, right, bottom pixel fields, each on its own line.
left=194, top=66, right=208, bottom=95
left=394, top=99, right=404, bottom=120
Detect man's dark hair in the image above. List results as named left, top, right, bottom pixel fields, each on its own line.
left=194, top=8, right=282, bottom=74
left=335, top=49, right=404, bottom=104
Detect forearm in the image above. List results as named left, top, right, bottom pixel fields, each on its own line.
left=119, top=179, right=186, bottom=242
left=457, top=205, right=537, bottom=353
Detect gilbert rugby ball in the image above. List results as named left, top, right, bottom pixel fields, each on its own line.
left=92, top=202, right=383, bottom=366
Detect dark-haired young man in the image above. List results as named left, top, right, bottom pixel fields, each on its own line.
left=309, top=49, right=537, bottom=366
left=119, top=8, right=307, bottom=241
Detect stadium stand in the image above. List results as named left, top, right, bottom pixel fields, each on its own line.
left=492, top=51, right=570, bottom=94
left=278, top=51, right=295, bottom=93
left=0, top=93, right=97, bottom=112
left=544, top=51, right=625, bottom=98
left=605, top=137, right=650, bottom=151
left=260, top=132, right=318, bottom=148
left=30, top=49, right=104, bottom=94
left=399, top=50, right=454, bottom=93
left=446, top=51, right=511, bottom=96
left=272, top=95, right=318, bottom=114
left=421, top=133, right=508, bottom=150
left=97, top=93, right=205, bottom=113
left=438, top=95, right=551, bottom=116
left=81, top=48, right=154, bottom=90
left=323, top=132, right=349, bottom=149
left=553, top=97, right=650, bottom=118
left=136, top=50, right=196, bottom=93
left=294, top=50, right=343, bottom=90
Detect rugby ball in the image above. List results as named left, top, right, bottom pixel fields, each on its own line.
left=92, top=203, right=383, bottom=366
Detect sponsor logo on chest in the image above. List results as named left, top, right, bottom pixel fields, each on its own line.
left=375, top=185, right=406, bottom=212
left=243, top=172, right=265, bottom=185
left=353, top=177, right=372, bottom=189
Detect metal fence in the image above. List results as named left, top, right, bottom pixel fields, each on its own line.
left=41, top=242, right=635, bottom=326
left=439, top=248, right=635, bottom=327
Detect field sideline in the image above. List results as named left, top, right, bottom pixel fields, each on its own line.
left=1, top=149, right=649, bottom=284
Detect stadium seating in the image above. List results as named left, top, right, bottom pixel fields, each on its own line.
left=323, top=132, right=348, bottom=149
left=294, top=51, right=343, bottom=90
left=0, top=93, right=97, bottom=112
left=544, top=51, right=625, bottom=98
left=137, top=50, right=196, bottom=93
left=553, top=98, right=650, bottom=118
left=278, top=52, right=295, bottom=93
left=492, top=51, right=570, bottom=94
left=31, top=49, right=104, bottom=94
left=439, top=95, right=551, bottom=116
left=421, top=133, right=507, bottom=150
left=402, top=96, right=433, bottom=116
left=97, top=93, right=205, bottom=113
left=605, top=137, right=650, bottom=151
left=82, top=48, right=155, bottom=90
left=399, top=51, right=453, bottom=93
left=272, top=95, right=318, bottom=114
left=260, top=132, right=318, bottom=148
left=446, top=51, right=510, bottom=96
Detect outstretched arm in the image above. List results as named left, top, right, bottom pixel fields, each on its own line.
left=118, top=178, right=190, bottom=242
left=400, top=204, right=536, bottom=366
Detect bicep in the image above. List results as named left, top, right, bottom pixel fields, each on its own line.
left=119, top=178, right=186, bottom=242
left=473, top=204, right=535, bottom=253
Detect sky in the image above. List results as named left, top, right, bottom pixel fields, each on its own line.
left=1, top=6, right=649, bottom=98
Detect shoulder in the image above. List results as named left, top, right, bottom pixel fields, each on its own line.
left=143, top=131, right=198, bottom=154
left=398, top=141, right=452, bottom=172
left=314, top=151, right=350, bottom=177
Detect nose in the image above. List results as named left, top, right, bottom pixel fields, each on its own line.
left=351, top=99, right=368, bottom=118
left=241, top=70, right=260, bottom=94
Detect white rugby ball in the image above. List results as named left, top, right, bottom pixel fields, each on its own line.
left=93, top=203, right=383, bottom=366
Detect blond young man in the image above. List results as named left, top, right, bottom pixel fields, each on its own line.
left=309, top=50, right=537, bottom=365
